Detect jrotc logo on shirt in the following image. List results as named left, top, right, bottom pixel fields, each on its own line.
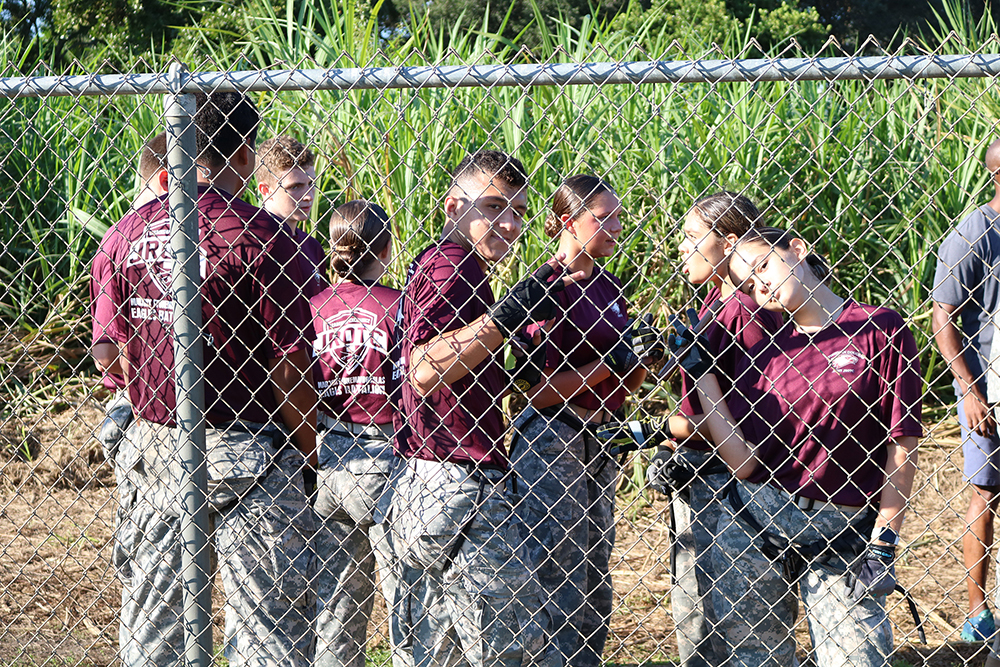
left=125, top=217, right=208, bottom=297
left=610, top=301, right=622, bottom=318
left=829, top=349, right=865, bottom=374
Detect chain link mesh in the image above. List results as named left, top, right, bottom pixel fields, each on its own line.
left=0, top=44, right=997, bottom=665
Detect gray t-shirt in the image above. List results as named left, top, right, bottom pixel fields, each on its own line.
left=933, top=203, right=1000, bottom=398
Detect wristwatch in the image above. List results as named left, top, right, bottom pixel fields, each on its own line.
left=871, top=525, right=900, bottom=546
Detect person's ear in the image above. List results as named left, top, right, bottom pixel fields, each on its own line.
left=258, top=181, right=272, bottom=199
left=561, top=213, right=574, bottom=233
left=444, top=194, right=462, bottom=220
left=378, top=237, right=393, bottom=261
left=722, top=232, right=739, bottom=255
left=157, top=169, right=169, bottom=195
left=788, top=237, right=809, bottom=261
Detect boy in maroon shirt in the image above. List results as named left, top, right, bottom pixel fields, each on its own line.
left=90, top=92, right=318, bottom=667
left=391, top=151, right=581, bottom=667
left=256, top=134, right=326, bottom=297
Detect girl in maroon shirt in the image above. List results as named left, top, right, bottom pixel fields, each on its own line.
left=653, top=192, right=781, bottom=667
left=685, top=227, right=921, bottom=667
left=511, top=175, right=649, bottom=667
left=310, top=200, right=405, bottom=667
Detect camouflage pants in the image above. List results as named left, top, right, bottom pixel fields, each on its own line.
left=313, top=427, right=412, bottom=667
left=712, top=480, right=892, bottom=667
left=668, top=449, right=728, bottom=667
left=390, top=458, right=563, bottom=667
left=510, top=408, right=616, bottom=667
left=117, top=420, right=316, bottom=667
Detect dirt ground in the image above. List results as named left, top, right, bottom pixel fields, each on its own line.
left=0, top=397, right=992, bottom=666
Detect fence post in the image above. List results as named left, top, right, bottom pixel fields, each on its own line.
left=164, top=61, right=212, bottom=666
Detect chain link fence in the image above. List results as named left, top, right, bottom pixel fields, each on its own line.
left=1, top=45, right=999, bottom=666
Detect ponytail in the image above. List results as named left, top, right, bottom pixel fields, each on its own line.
left=329, top=200, right=392, bottom=281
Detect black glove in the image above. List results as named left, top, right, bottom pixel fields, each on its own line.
left=646, top=448, right=674, bottom=494
left=607, top=334, right=641, bottom=376
left=668, top=326, right=714, bottom=379
left=509, top=332, right=548, bottom=394
left=845, top=543, right=897, bottom=601
left=595, top=418, right=673, bottom=456
left=490, top=264, right=567, bottom=337
left=629, top=314, right=666, bottom=363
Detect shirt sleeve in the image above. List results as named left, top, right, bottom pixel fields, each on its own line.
left=407, top=253, right=479, bottom=346
left=877, top=315, right=924, bottom=438
left=253, top=230, right=316, bottom=359
left=933, top=221, right=986, bottom=307
left=90, top=228, right=127, bottom=344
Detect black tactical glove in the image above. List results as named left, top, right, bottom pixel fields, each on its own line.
left=595, top=418, right=673, bottom=456
left=845, top=543, right=897, bottom=601
left=668, top=325, right=714, bottom=379
left=509, top=331, right=548, bottom=394
left=490, top=264, right=567, bottom=337
left=646, top=448, right=674, bottom=494
left=629, top=314, right=666, bottom=363
left=606, top=333, right=641, bottom=376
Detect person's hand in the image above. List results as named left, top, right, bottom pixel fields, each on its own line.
left=646, top=449, right=673, bottom=494
left=964, top=387, right=995, bottom=438
left=595, top=418, right=673, bottom=456
left=845, top=543, right=897, bottom=601
left=606, top=334, right=641, bottom=376
left=509, top=330, right=548, bottom=394
left=489, top=257, right=585, bottom=337
left=668, top=326, right=714, bottom=378
left=629, top=314, right=666, bottom=363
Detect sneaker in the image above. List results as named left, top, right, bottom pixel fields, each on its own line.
left=962, top=609, right=996, bottom=642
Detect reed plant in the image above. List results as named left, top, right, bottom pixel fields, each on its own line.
left=0, top=0, right=996, bottom=417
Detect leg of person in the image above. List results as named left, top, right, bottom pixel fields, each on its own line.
left=668, top=450, right=727, bottom=667
left=959, top=399, right=1000, bottom=640
left=315, top=513, right=375, bottom=667
left=370, top=520, right=416, bottom=667
left=216, top=452, right=316, bottom=667
left=447, top=471, right=563, bottom=667
left=511, top=411, right=588, bottom=666
left=391, top=459, right=476, bottom=667
left=711, top=481, right=798, bottom=667
left=118, top=496, right=186, bottom=667
left=579, top=437, right=617, bottom=667
left=800, top=561, right=892, bottom=667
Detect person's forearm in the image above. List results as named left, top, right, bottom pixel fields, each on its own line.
left=624, top=366, right=647, bottom=394
left=409, top=314, right=504, bottom=396
left=92, top=341, right=125, bottom=375
left=269, top=350, right=318, bottom=466
left=694, top=374, right=758, bottom=478
left=877, top=436, right=918, bottom=536
left=528, top=359, right=610, bottom=408
left=933, top=302, right=981, bottom=394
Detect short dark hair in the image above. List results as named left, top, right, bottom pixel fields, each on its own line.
left=545, top=174, right=616, bottom=238
left=449, top=150, right=528, bottom=194
left=256, top=135, right=315, bottom=185
left=691, top=191, right=764, bottom=239
left=138, top=132, right=168, bottom=182
left=194, top=91, right=260, bottom=169
left=329, top=200, right=392, bottom=281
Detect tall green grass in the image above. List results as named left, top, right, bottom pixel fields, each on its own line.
left=0, top=0, right=997, bottom=413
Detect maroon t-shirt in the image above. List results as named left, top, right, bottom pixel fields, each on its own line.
left=679, top=287, right=783, bottom=450
left=728, top=300, right=923, bottom=506
left=287, top=224, right=327, bottom=298
left=102, top=186, right=315, bottom=426
left=311, top=281, right=401, bottom=425
left=395, top=241, right=507, bottom=469
left=535, top=265, right=631, bottom=413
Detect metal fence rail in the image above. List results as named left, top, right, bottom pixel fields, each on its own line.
left=0, top=45, right=997, bottom=666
